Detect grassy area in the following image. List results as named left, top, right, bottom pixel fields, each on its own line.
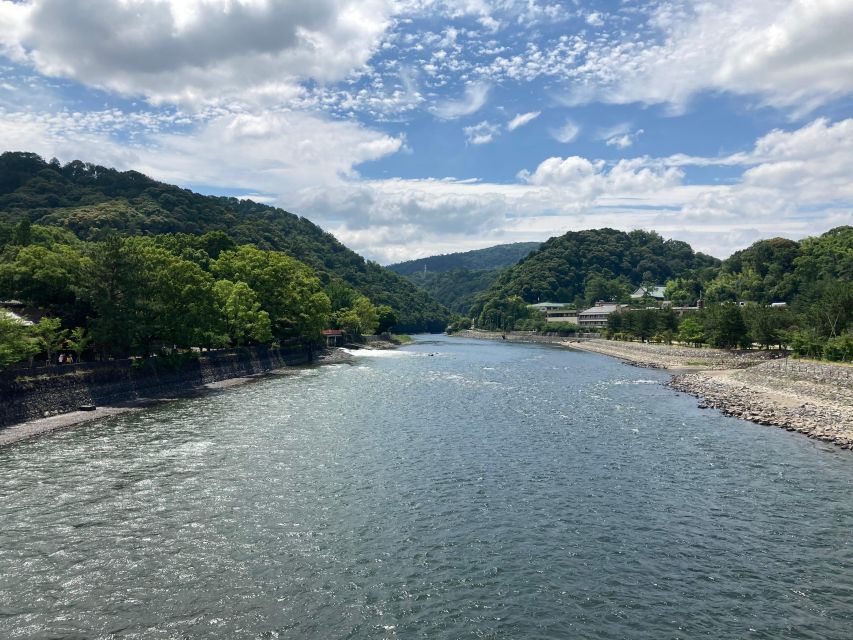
left=391, top=334, right=414, bottom=344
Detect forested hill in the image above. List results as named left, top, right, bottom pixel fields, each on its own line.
left=387, top=242, right=540, bottom=275
left=472, top=228, right=720, bottom=319
left=385, top=242, right=541, bottom=315
left=700, top=226, right=853, bottom=304
left=0, top=152, right=449, bottom=332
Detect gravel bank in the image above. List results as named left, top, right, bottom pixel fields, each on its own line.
left=565, top=339, right=782, bottom=370
left=566, top=340, right=852, bottom=448
left=453, top=334, right=853, bottom=449
left=669, top=361, right=853, bottom=448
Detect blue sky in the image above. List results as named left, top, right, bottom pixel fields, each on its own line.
left=1, top=0, right=852, bottom=262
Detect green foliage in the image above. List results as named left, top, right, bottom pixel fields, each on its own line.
left=540, top=322, right=580, bottom=336
left=0, top=313, right=39, bottom=367
left=32, top=317, right=67, bottom=363
left=476, top=295, right=533, bottom=331
left=0, top=152, right=449, bottom=332
left=66, top=326, right=92, bottom=360
left=822, top=334, right=853, bottom=362
left=212, top=245, right=330, bottom=340
left=0, top=242, right=91, bottom=323
left=213, top=280, right=272, bottom=346
left=334, top=295, right=379, bottom=336
left=664, top=277, right=703, bottom=306
left=742, top=305, right=791, bottom=349
left=785, top=328, right=827, bottom=359
left=404, top=268, right=502, bottom=315
left=607, top=308, right=677, bottom=342
left=676, top=317, right=704, bottom=346
left=472, top=228, right=719, bottom=321
left=701, top=305, right=750, bottom=349
left=376, top=305, right=397, bottom=334
left=388, top=242, right=540, bottom=276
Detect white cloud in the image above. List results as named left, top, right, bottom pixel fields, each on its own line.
left=585, top=12, right=604, bottom=27
left=566, top=0, right=853, bottom=112
left=550, top=119, right=580, bottom=143
left=0, top=106, right=404, bottom=191
left=507, top=110, right=540, bottom=131
left=431, top=82, right=490, bottom=119
left=596, top=124, right=644, bottom=149
left=463, top=120, right=500, bottom=144
left=1, top=0, right=394, bottom=106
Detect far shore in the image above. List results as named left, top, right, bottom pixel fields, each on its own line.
left=453, top=330, right=853, bottom=450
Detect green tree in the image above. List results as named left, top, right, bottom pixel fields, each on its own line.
left=376, top=305, right=397, bottom=334
left=213, top=246, right=330, bottom=340
left=334, top=295, right=379, bottom=336
left=676, top=317, right=704, bottom=346
left=702, top=305, right=750, bottom=349
left=0, top=243, right=90, bottom=319
left=32, top=317, right=67, bottom=364
left=214, top=280, right=272, bottom=346
left=0, top=313, right=39, bottom=368
left=744, top=305, right=791, bottom=349
left=81, top=236, right=138, bottom=357
left=66, top=326, right=92, bottom=361
left=12, top=219, right=32, bottom=246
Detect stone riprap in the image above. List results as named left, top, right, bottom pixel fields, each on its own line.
left=669, top=360, right=853, bottom=449
left=565, top=339, right=783, bottom=370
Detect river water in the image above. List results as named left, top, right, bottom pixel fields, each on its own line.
left=1, top=335, right=852, bottom=639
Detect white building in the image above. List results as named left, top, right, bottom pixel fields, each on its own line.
left=578, top=302, right=626, bottom=328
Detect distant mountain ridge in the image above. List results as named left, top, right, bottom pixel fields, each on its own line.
left=0, top=152, right=450, bottom=332
left=387, top=242, right=542, bottom=314
left=387, top=242, right=541, bottom=275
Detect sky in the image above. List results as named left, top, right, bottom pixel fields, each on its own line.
left=1, top=0, right=852, bottom=263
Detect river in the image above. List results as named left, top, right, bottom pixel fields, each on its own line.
left=1, top=335, right=852, bottom=639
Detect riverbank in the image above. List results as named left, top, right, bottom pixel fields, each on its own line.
left=0, top=345, right=351, bottom=448
left=569, top=340, right=852, bottom=449
left=565, top=338, right=782, bottom=370
left=453, top=332, right=853, bottom=449
left=670, top=361, right=853, bottom=448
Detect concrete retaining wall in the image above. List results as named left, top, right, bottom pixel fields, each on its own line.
left=0, top=345, right=313, bottom=428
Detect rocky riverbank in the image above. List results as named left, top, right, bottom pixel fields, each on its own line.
left=565, top=339, right=852, bottom=449
left=565, top=338, right=782, bottom=370
left=669, top=361, right=853, bottom=448
left=453, top=334, right=853, bottom=449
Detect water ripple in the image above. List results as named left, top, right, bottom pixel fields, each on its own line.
left=1, top=335, right=852, bottom=639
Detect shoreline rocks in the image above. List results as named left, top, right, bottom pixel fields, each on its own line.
left=570, top=340, right=852, bottom=450
left=668, top=371, right=853, bottom=449
left=451, top=333, right=853, bottom=451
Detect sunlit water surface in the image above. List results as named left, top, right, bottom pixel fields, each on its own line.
left=1, top=336, right=852, bottom=639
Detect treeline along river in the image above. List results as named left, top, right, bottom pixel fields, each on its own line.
left=1, top=336, right=852, bottom=638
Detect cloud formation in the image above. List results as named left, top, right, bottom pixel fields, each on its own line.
left=550, top=120, right=580, bottom=144
left=507, top=111, right=540, bottom=131
left=431, top=82, right=490, bottom=119
left=463, top=120, right=500, bottom=145
left=1, top=0, right=393, bottom=105
left=566, top=0, right=853, bottom=111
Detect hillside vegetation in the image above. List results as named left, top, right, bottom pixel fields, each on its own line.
left=0, top=152, right=449, bottom=333
left=464, top=226, right=851, bottom=361
left=387, top=242, right=541, bottom=314
left=471, top=228, right=719, bottom=325
left=388, top=242, right=540, bottom=275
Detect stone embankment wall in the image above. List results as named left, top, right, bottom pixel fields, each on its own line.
left=0, top=345, right=313, bottom=428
